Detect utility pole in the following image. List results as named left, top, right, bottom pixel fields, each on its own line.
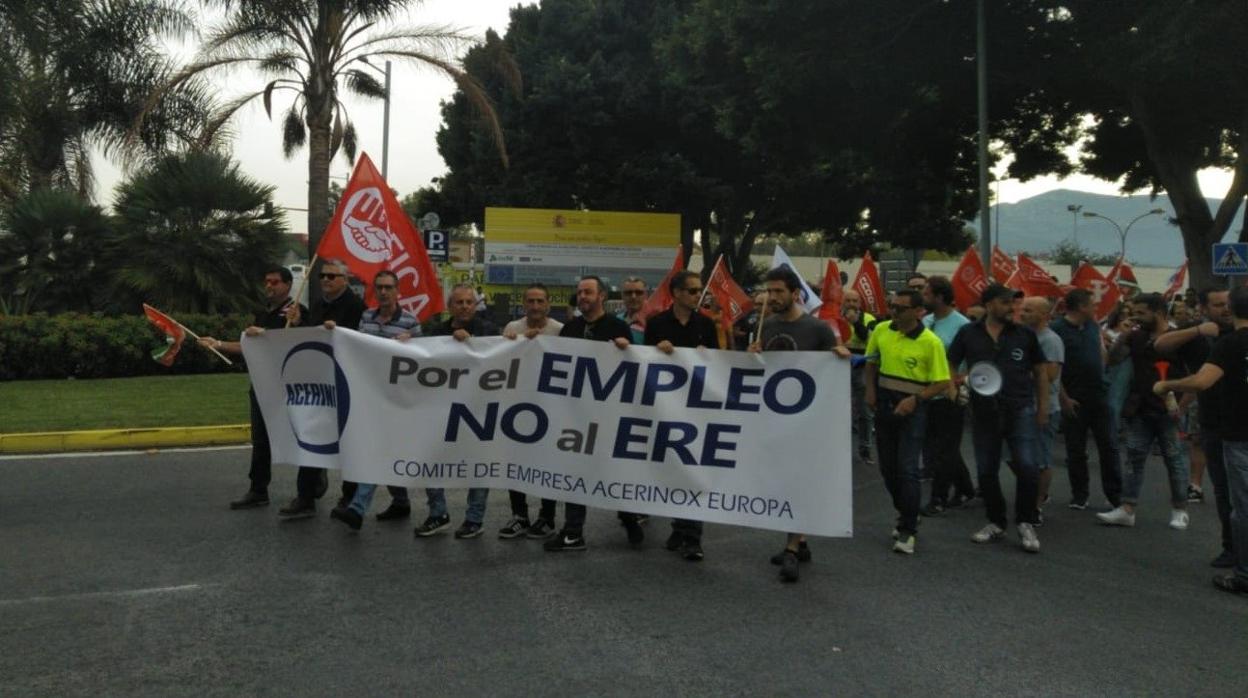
left=976, top=0, right=992, bottom=268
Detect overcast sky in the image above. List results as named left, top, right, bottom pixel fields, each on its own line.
left=90, top=0, right=1233, bottom=231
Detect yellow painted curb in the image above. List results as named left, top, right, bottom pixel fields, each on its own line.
left=0, top=424, right=251, bottom=454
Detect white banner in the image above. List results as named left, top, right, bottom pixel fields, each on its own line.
left=242, top=328, right=852, bottom=536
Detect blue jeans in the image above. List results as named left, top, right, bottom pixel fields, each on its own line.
left=851, top=364, right=874, bottom=454
left=971, top=403, right=1040, bottom=528
left=1123, top=413, right=1189, bottom=507
left=874, top=390, right=926, bottom=537
left=1221, top=440, right=1248, bottom=582
left=425, top=487, right=489, bottom=524
left=1201, top=432, right=1233, bottom=555
left=348, top=484, right=410, bottom=516
left=1037, top=411, right=1061, bottom=470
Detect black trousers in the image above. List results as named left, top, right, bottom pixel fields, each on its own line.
left=561, top=504, right=637, bottom=535
left=1202, top=432, right=1234, bottom=554
left=509, top=490, right=556, bottom=522
left=924, top=398, right=975, bottom=504
left=247, top=390, right=270, bottom=494
left=1061, top=393, right=1123, bottom=506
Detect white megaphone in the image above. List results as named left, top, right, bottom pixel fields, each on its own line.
left=967, top=361, right=1003, bottom=397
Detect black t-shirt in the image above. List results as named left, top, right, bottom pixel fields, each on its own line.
left=432, top=315, right=499, bottom=337
left=253, top=298, right=309, bottom=330
left=1208, top=328, right=1248, bottom=441
left=1124, top=328, right=1189, bottom=418
left=560, top=313, right=631, bottom=342
left=1173, top=326, right=1231, bottom=431
left=644, top=308, right=718, bottom=349
left=760, top=314, right=836, bottom=352
left=947, top=320, right=1044, bottom=410
left=311, top=289, right=365, bottom=329
left=1050, top=316, right=1106, bottom=399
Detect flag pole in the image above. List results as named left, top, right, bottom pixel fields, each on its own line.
left=696, top=255, right=722, bottom=310
left=174, top=321, right=234, bottom=365
left=286, top=253, right=319, bottom=328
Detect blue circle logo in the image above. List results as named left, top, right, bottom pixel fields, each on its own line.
left=280, top=341, right=350, bottom=454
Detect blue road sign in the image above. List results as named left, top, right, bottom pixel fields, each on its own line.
left=422, top=229, right=448, bottom=262
left=1212, top=242, right=1248, bottom=275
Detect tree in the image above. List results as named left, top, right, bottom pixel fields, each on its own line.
left=0, top=188, right=113, bottom=314
left=106, top=150, right=286, bottom=313
left=139, top=0, right=511, bottom=261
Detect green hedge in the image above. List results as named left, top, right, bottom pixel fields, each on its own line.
left=0, top=313, right=252, bottom=380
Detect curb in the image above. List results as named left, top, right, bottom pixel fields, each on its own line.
left=0, top=425, right=251, bottom=455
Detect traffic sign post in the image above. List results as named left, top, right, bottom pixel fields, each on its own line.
left=1212, top=243, right=1248, bottom=276
left=422, top=229, right=448, bottom=263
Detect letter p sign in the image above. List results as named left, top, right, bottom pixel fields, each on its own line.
left=423, top=230, right=448, bottom=263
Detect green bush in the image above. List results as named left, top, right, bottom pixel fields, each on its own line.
left=0, top=312, right=252, bottom=380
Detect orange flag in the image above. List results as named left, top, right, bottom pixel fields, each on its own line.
left=639, top=246, right=685, bottom=324
left=314, top=153, right=444, bottom=320
left=951, top=246, right=990, bottom=311
left=851, top=251, right=888, bottom=317
left=816, top=259, right=852, bottom=343
left=991, top=245, right=1017, bottom=284
left=1071, top=262, right=1120, bottom=322
left=1016, top=253, right=1065, bottom=298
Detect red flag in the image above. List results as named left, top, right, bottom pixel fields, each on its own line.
left=1163, top=261, right=1188, bottom=301
left=1003, top=269, right=1024, bottom=291
left=143, top=303, right=186, bottom=367
left=1106, top=258, right=1138, bottom=289
left=314, top=153, right=444, bottom=320
left=851, top=251, right=888, bottom=317
left=951, top=246, right=990, bottom=311
left=705, top=256, right=755, bottom=336
left=816, top=260, right=852, bottom=343
left=1071, top=262, right=1120, bottom=322
left=1016, top=253, right=1065, bottom=298
left=991, top=246, right=1017, bottom=284
left=640, top=246, right=685, bottom=324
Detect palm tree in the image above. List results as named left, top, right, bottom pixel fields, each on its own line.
left=0, top=188, right=113, bottom=314
left=139, top=0, right=515, bottom=257
left=0, top=0, right=210, bottom=201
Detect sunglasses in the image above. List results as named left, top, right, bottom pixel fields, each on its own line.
left=320, top=273, right=344, bottom=280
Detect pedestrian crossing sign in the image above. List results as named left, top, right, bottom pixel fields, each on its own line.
left=1212, top=243, right=1248, bottom=275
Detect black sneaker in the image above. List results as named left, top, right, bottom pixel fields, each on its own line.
left=375, top=503, right=411, bottom=521
left=229, top=490, right=269, bottom=510
left=278, top=497, right=316, bottom=520
left=680, top=540, right=705, bottom=562
left=1187, top=485, right=1205, bottom=503
left=498, top=516, right=531, bottom=539
left=779, top=550, right=800, bottom=582
left=1212, top=573, right=1248, bottom=595
left=413, top=514, right=451, bottom=537
left=665, top=531, right=684, bottom=551
left=454, top=521, right=484, bottom=539
left=770, top=542, right=811, bottom=565
left=544, top=530, right=587, bottom=552
left=330, top=506, right=362, bottom=531
left=525, top=518, right=556, bottom=539
left=1212, top=550, right=1236, bottom=568
left=921, top=501, right=946, bottom=517
left=1068, top=497, right=1089, bottom=511
left=622, top=518, right=644, bottom=547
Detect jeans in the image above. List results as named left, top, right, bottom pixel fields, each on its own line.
left=1062, top=393, right=1123, bottom=506
left=875, top=390, right=927, bottom=537
left=347, top=484, right=410, bottom=516
left=1123, top=413, right=1189, bottom=507
left=924, top=398, right=975, bottom=503
left=425, top=487, right=489, bottom=524
left=1222, top=441, right=1248, bottom=582
left=851, top=364, right=874, bottom=455
left=509, top=490, right=556, bottom=522
left=1202, top=432, right=1233, bottom=554
left=247, top=389, right=271, bottom=494
left=971, top=403, right=1040, bottom=528
left=1037, top=411, right=1061, bottom=470
left=1106, top=362, right=1132, bottom=434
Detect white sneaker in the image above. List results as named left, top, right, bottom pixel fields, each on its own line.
left=971, top=523, right=1005, bottom=543
left=1096, top=506, right=1135, bottom=526
left=892, top=535, right=916, bottom=555
left=1169, top=509, right=1190, bottom=530
left=1018, top=522, right=1040, bottom=553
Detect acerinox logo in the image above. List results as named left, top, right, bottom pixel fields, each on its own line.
left=281, top=341, right=350, bottom=454
left=340, top=186, right=392, bottom=263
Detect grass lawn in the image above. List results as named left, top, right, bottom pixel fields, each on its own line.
left=0, top=373, right=252, bottom=433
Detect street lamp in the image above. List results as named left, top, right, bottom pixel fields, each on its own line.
left=1081, top=208, right=1165, bottom=259
left=1066, top=204, right=1082, bottom=245
left=358, top=57, right=393, bottom=180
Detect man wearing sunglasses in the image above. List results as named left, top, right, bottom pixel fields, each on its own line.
left=645, top=270, right=719, bottom=561
left=617, top=276, right=649, bottom=344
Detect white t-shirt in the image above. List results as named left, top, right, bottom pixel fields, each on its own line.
left=503, top=317, right=564, bottom=337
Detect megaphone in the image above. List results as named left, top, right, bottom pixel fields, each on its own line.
left=967, top=361, right=1003, bottom=397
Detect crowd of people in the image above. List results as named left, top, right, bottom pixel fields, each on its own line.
left=195, top=259, right=1248, bottom=591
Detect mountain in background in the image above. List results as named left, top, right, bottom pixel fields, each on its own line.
left=969, top=189, right=1245, bottom=267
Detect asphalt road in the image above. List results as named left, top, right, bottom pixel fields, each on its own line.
left=2, top=442, right=1245, bottom=696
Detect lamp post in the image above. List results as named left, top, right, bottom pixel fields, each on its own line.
left=1066, top=204, right=1082, bottom=245
left=359, top=58, right=392, bottom=180
left=1081, top=208, right=1165, bottom=259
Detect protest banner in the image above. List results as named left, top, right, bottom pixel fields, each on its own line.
left=243, top=329, right=853, bottom=536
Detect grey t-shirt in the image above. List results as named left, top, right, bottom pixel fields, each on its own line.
left=761, top=314, right=836, bottom=352
left=1035, top=326, right=1064, bottom=413
left=503, top=317, right=564, bottom=337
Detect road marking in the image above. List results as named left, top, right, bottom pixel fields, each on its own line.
left=0, top=445, right=250, bottom=461
left=0, top=583, right=206, bottom=607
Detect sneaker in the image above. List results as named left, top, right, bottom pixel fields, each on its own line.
left=229, top=490, right=269, bottom=510
left=1096, top=506, right=1136, bottom=527
left=891, top=527, right=900, bottom=540
left=278, top=497, right=316, bottom=520
left=770, top=542, right=812, bottom=565
left=947, top=492, right=974, bottom=509
left=921, top=501, right=946, bottom=517
left=375, top=503, right=410, bottom=521
left=525, top=518, right=556, bottom=539
left=413, top=514, right=451, bottom=537
left=1169, top=509, right=1190, bottom=530
left=622, top=518, right=645, bottom=547
left=635, top=515, right=650, bottom=525
left=680, top=540, right=705, bottom=562
left=1034, top=510, right=1045, bottom=528
left=1212, top=550, right=1236, bottom=568
left=1068, top=497, right=1089, bottom=511
left=971, top=523, right=1005, bottom=543
left=330, top=506, right=362, bottom=531
left=1039, top=494, right=1052, bottom=509
left=779, top=550, right=800, bottom=582
left=1187, top=485, right=1205, bottom=503
left=1212, top=574, right=1248, bottom=595
left=1019, top=522, right=1040, bottom=553
left=544, top=530, right=587, bottom=552
left=892, top=535, right=916, bottom=555
left=666, top=531, right=685, bottom=551
left=859, top=449, right=874, bottom=465
left=498, top=516, right=531, bottom=539
left=454, top=521, right=484, bottom=539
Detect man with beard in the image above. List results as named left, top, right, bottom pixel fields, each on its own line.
left=920, top=275, right=975, bottom=515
